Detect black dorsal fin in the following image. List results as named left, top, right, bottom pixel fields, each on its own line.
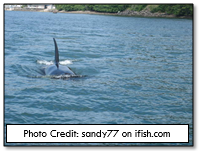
left=53, top=38, right=59, bottom=68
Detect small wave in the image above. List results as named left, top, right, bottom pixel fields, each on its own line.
left=37, top=60, right=73, bottom=65
left=51, top=75, right=85, bottom=79
left=37, top=60, right=54, bottom=65
left=60, top=60, right=73, bottom=65
left=11, top=64, right=42, bottom=77
left=28, top=74, right=85, bottom=80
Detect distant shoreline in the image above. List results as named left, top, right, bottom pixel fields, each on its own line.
left=58, top=10, right=192, bottom=19
left=58, top=10, right=115, bottom=16
left=5, top=8, right=192, bottom=19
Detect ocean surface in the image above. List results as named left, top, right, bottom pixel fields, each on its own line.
left=4, top=11, right=193, bottom=146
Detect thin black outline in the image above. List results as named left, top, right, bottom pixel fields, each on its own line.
left=6, top=124, right=189, bottom=144
left=3, top=3, right=194, bottom=147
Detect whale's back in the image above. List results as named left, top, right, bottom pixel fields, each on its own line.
left=45, top=64, right=75, bottom=76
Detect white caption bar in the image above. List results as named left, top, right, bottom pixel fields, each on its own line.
left=6, top=124, right=189, bottom=143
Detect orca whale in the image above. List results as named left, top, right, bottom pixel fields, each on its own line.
left=44, top=38, right=75, bottom=76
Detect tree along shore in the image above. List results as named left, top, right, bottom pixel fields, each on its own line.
left=55, top=4, right=193, bottom=19
left=6, top=4, right=193, bottom=19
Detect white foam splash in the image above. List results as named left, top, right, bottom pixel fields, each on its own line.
left=37, top=60, right=54, bottom=65
left=60, top=60, right=73, bottom=65
left=37, top=60, right=73, bottom=65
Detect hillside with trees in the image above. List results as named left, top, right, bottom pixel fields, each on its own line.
left=55, top=4, right=130, bottom=13
left=55, top=4, right=193, bottom=17
left=150, top=4, right=193, bottom=16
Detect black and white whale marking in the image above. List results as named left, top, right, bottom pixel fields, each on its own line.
left=44, top=38, right=75, bottom=76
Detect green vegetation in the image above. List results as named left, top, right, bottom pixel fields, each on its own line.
left=55, top=5, right=87, bottom=11
left=55, top=4, right=193, bottom=17
left=128, top=5, right=148, bottom=12
left=92, top=5, right=130, bottom=13
left=21, top=5, right=27, bottom=8
left=55, top=4, right=130, bottom=13
left=150, top=4, right=193, bottom=16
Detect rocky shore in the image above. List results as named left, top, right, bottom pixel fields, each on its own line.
left=117, top=9, right=192, bottom=19
left=117, top=9, right=175, bottom=18
left=58, top=10, right=115, bottom=16
left=58, top=10, right=192, bottom=19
